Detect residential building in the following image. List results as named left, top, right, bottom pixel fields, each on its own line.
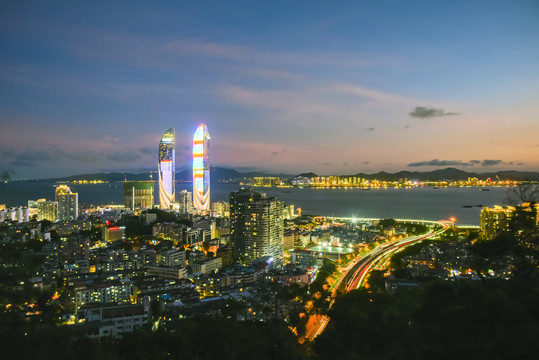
left=230, top=188, right=284, bottom=266
left=56, top=185, right=78, bottom=221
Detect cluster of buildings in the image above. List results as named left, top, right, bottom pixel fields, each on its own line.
left=479, top=202, right=539, bottom=241
left=0, top=184, right=78, bottom=224
left=1, top=123, right=325, bottom=339
left=267, top=174, right=525, bottom=189
left=5, top=121, right=536, bottom=341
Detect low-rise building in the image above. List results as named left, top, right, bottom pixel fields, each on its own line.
left=74, top=279, right=133, bottom=308
left=191, top=257, right=223, bottom=275
left=146, top=265, right=188, bottom=280
left=76, top=303, right=148, bottom=339
left=102, top=226, right=125, bottom=242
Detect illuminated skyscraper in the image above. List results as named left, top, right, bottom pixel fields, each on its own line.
left=158, top=128, right=175, bottom=209
left=56, top=185, right=78, bottom=221
left=230, top=188, right=284, bottom=266
left=193, top=124, right=210, bottom=214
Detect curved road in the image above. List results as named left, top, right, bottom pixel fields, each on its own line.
left=345, top=221, right=449, bottom=291
left=304, top=218, right=451, bottom=342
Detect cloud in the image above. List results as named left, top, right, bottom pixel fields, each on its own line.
left=271, top=149, right=287, bottom=156
left=102, top=136, right=120, bottom=142
left=140, top=147, right=154, bottom=155
left=323, top=162, right=332, bottom=166
left=3, top=148, right=60, bottom=166
left=67, top=152, right=103, bottom=162
left=408, top=159, right=509, bottom=167
left=4, top=147, right=142, bottom=166
left=10, top=159, right=36, bottom=167
left=408, top=159, right=474, bottom=167
left=507, top=161, right=524, bottom=166
left=409, top=106, right=459, bottom=119
left=366, top=127, right=375, bottom=132
left=481, top=159, right=503, bottom=167
left=364, top=161, right=370, bottom=164
left=342, top=162, right=349, bottom=166
left=106, top=151, right=142, bottom=162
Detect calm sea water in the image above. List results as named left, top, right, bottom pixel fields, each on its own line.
left=0, top=181, right=511, bottom=225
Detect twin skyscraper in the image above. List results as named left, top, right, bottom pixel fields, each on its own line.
left=158, top=124, right=210, bottom=214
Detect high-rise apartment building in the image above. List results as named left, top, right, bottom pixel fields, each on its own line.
left=56, top=185, right=78, bottom=221
left=230, top=188, right=284, bottom=266
left=35, top=199, right=58, bottom=221
left=124, top=181, right=154, bottom=210
left=193, top=124, right=210, bottom=214
left=158, top=128, right=175, bottom=209
left=480, top=203, right=539, bottom=240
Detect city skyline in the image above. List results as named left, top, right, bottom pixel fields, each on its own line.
left=1, top=1, right=538, bottom=179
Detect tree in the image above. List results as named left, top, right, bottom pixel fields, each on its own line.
left=505, top=183, right=539, bottom=205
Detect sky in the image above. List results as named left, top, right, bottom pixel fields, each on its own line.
left=1, top=0, right=538, bottom=179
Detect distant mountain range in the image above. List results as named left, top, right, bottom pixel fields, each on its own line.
left=45, top=166, right=294, bottom=183
left=43, top=167, right=539, bottom=183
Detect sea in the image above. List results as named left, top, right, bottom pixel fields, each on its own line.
left=0, top=181, right=512, bottom=225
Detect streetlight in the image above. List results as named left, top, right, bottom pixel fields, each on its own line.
left=450, top=217, right=456, bottom=229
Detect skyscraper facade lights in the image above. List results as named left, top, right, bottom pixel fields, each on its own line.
left=158, top=128, right=175, bottom=209
left=193, top=124, right=210, bottom=214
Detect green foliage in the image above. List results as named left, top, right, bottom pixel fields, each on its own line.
left=120, top=216, right=152, bottom=237
left=470, top=232, right=517, bottom=280
left=378, top=218, right=397, bottom=229
left=367, top=270, right=386, bottom=292
left=310, top=261, right=336, bottom=294
left=315, top=277, right=539, bottom=360
left=1, top=317, right=309, bottom=360
left=406, top=223, right=429, bottom=235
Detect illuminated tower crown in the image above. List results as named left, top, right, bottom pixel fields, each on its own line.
left=158, top=127, right=175, bottom=209
left=193, top=124, right=210, bottom=214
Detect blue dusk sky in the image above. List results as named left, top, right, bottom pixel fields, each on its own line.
left=1, top=0, right=538, bottom=179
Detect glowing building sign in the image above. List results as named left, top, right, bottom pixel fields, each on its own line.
left=158, top=127, right=175, bottom=209
left=193, top=124, right=210, bottom=213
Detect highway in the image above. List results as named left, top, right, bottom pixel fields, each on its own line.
left=345, top=222, right=449, bottom=291
left=303, top=218, right=451, bottom=342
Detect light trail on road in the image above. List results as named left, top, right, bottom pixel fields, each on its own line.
left=302, top=218, right=451, bottom=342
